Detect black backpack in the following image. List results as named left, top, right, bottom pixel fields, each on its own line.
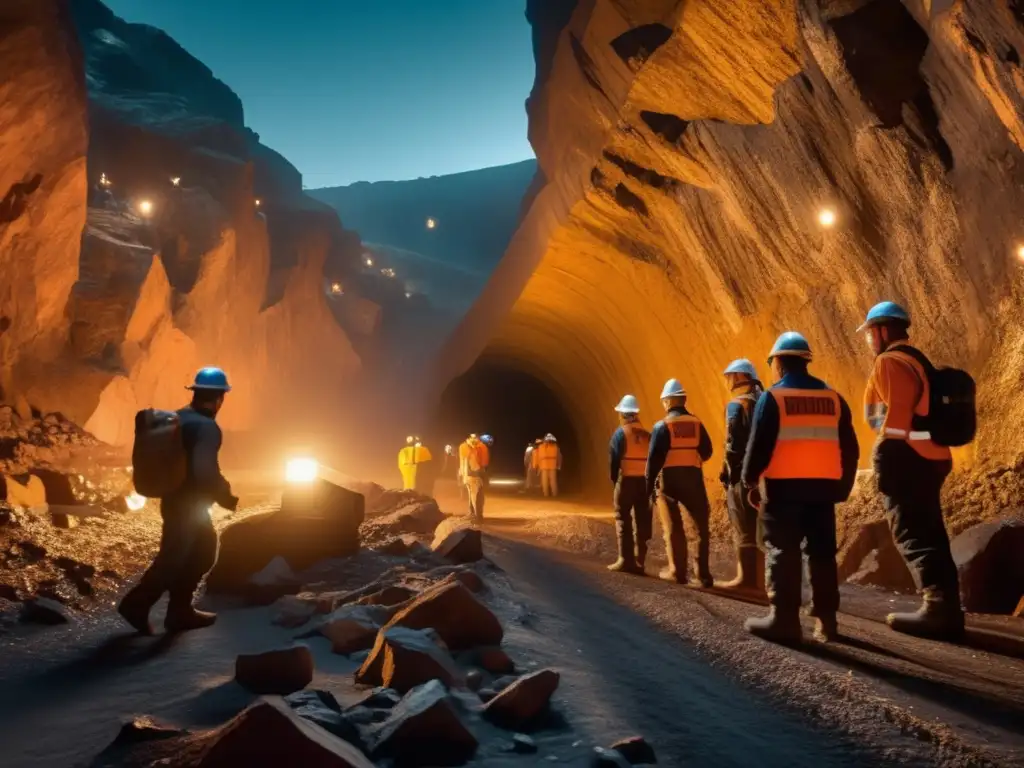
left=895, top=346, right=976, bottom=447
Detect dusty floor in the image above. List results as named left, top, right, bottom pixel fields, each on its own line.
left=0, top=484, right=1021, bottom=767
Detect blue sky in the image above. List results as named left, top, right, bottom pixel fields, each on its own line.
left=103, top=0, right=536, bottom=187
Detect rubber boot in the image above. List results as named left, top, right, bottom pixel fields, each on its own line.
left=745, top=606, right=802, bottom=644
left=117, top=585, right=156, bottom=636
left=813, top=614, right=839, bottom=643
left=608, top=521, right=640, bottom=574
left=887, top=589, right=965, bottom=641
left=164, top=591, right=217, bottom=633
left=659, top=530, right=688, bottom=584
left=719, top=546, right=756, bottom=590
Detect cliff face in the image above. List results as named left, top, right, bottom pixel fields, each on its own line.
left=2, top=0, right=364, bottom=452
left=310, top=160, right=538, bottom=315
left=440, top=0, right=1024, bottom=487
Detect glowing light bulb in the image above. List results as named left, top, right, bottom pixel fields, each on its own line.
left=817, top=207, right=837, bottom=228
left=170, top=176, right=181, bottom=187
left=364, top=256, right=374, bottom=267
left=405, top=291, right=412, bottom=298
left=1017, top=244, right=1024, bottom=263
left=285, top=457, right=319, bottom=483
left=330, top=282, right=343, bottom=295
left=138, top=199, right=154, bottom=217
left=426, top=217, right=437, bottom=230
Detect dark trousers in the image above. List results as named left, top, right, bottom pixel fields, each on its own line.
left=131, top=501, right=218, bottom=610
left=613, top=476, right=652, bottom=559
left=761, top=501, right=838, bottom=616
left=876, top=442, right=959, bottom=599
left=726, top=483, right=761, bottom=549
left=657, top=474, right=711, bottom=581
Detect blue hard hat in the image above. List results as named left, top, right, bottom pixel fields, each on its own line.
left=857, top=301, right=911, bottom=332
left=480, top=434, right=494, bottom=445
left=767, top=332, right=812, bottom=363
left=660, top=378, right=686, bottom=399
left=187, top=366, right=231, bottom=392
left=723, top=358, right=758, bottom=378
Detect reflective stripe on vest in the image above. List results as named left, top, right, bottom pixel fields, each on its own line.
left=762, top=388, right=842, bottom=481
left=663, top=414, right=702, bottom=468
left=621, top=422, right=651, bottom=477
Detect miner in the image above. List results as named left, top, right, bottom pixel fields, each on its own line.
left=118, top=367, right=238, bottom=634
left=646, top=379, right=714, bottom=586
left=536, top=433, right=562, bottom=497
left=859, top=302, right=966, bottom=640
left=607, top=395, right=652, bottom=574
left=717, top=359, right=766, bottom=593
left=742, top=333, right=859, bottom=643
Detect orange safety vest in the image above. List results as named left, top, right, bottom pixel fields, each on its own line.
left=864, top=344, right=951, bottom=462
left=620, top=422, right=651, bottom=477
left=762, top=388, right=842, bottom=480
left=536, top=441, right=560, bottom=470
left=662, top=413, right=702, bottom=468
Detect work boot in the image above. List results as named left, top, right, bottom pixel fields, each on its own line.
left=745, top=606, right=802, bottom=644
left=720, top=546, right=756, bottom=591
left=887, top=590, right=965, bottom=641
left=117, top=587, right=155, bottom=636
left=812, top=614, right=839, bottom=643
left=608, top=522, right=641, bottom=573
left=660, top=530, right=688, bottom=584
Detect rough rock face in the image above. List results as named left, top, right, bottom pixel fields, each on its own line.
left=0, top=0, right=88, bottom=404
left=3, top=0, right=366, bottom=451
left=439, top=0, right=1024, bottom=488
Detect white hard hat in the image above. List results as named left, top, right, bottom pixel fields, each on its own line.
left=544, top=433, right=556, bottom=442
left=723, top=359, right=758, bottom=378
left=660, top=378, right=686, bottom=399
left=614, top=394, right=640, bottom=413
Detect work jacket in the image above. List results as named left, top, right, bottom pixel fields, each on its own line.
left=646, top=407, right=713, bottom=497
left=742, top=372, right=859, bottom=505
left=609, top=419, right=651, bottom=483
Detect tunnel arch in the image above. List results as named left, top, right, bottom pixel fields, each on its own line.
left=431, top=357, right=583, bottom=494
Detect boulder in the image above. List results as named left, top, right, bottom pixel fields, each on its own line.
left=245, top=556, right=302, bottom=605
left=208, top=490, right=363, bottom=593
left=369, top=488, right=429, bottom=516
left=271, top=594, right=318, bottom=628
left=353, top=687, right=402, bottom=710
left=311, top=603, right=396, bottom=654
left=384, top=580, right=502, bottom=650
left=364, top=499, right=444, bottom=539
left=366, top=680, right=478, bottom=766
left=284, top=689, right=363, bottom=751
left=21, top=597, right=72, bottom=625
left=355, top=626, right=464, bottom=693
left=197, top=697, right=375, bottom=767
left=610, top=735, right=657, bottom=764
left=431, top=521, right=483, bottom=564
left=235, top=645, right=315, bottom=695
left=837, top=520, right=915, bottom=593
left=483, top=669, right=560, bottom=727
left=592, top=746, right=633, bottom=767
left=952, top=515, right=1024, bottom=614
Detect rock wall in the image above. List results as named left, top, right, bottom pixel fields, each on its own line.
left=1, top=0, right=365, bottom=451
left=439, top=0, right=1024, bottom=487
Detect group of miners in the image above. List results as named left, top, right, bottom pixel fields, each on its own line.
left=607, top=301, right=969, bottom=645
left=523, top=434, right=562, bottom=497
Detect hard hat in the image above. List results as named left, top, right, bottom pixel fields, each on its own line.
left=614, top=394, right=640, bottom=413
left=723, top=359, right=758, bottom=378
left=660, top=379, right=686, bottom=399
left=469, top=433, right=477, bottom=439
left=186, top=367, right=231, bottom=392
left=857, top=301, right=911, bottom=332
left=544, top=433, right=556, bottom=442
left=406, top=436, right=414, bottom=444
left=767, top=332, right=812, bottom=363
left=481, top=434, right=493, bottom=445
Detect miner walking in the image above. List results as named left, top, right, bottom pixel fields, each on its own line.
left=118, top=367, right=239, bottom=634
left=859, top=302, right=968, bottom=640
left=742, top=333, right=859, bottom=643
left=718, top=359, right=766, bottom=593
left=607, top=395, right=652, bottom=574
left=646, top=379, right=714, bottom=586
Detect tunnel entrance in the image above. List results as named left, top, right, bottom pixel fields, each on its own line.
left=432, top=361, right=581, bottom=495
